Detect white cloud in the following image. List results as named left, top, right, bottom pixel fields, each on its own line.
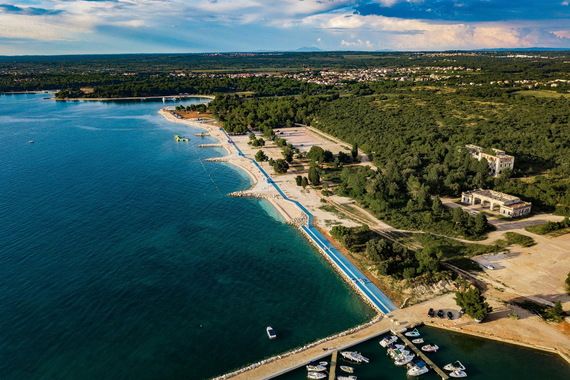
left=341, top=39, right=374, bottom=49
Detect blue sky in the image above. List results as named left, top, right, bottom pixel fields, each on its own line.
left=0, top=1, right=569, bottom=54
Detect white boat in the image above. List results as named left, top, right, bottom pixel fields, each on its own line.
left=340, top=351, right=369, bottom=364
left=394, top=353, right=415, bottom=366
left=319, top=361, right=328, bottom=366
left=307, top=372, right=326, bottom=379
left=444, top=361, right=466, bottom=372
left=407, top=361, right=429, bottom=376
left=388, top=348, right=411, bottom=359
left=306, top=364, right=327, bottom=372
left=266, top=326, right=277, bottom=340
left=421, top=344, right=439, bottom=353
left=379, top=335, right=398, bottom=347
left=340, top=366, right=354, bottom=374
left=449, top=370, right=468, bottom=378
left=411, top=338, right=424, bottom=344
left=337, top=376, right=357, bottom=380
left=404, top=328, right=421, bottom=337
left=28, top=140, right=35, bottom=144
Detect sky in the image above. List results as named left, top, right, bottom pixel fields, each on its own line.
left=0, top=0, right=569, bottom=55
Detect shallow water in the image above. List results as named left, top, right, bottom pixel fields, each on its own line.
left=0, top=94, right=374, bottom=379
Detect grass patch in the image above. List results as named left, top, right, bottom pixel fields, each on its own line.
left=415, top=233, right=503, bottom=259
left=502, top=232, right=536, bottom=247
left=515, top=90, right=570, bottom=98
left=525, top=218, right=570, bottom=236
left=445, top=257, right=483, bottom=272
left=513, top=300, right=566, bottom=322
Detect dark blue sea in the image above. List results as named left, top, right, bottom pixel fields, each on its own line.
left=0, top=94, right=373, bottom=379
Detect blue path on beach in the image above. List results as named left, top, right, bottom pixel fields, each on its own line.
left=221, top=129, right=397, bottom=314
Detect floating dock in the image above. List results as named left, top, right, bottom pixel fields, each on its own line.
left=395, top=331, right=449, bottom=380
left=199, top=144, right=223, bottom=148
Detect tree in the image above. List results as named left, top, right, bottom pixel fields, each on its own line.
left=365, top=238, right=391, bottom=262
left=301, top=176, right=309, bottom=188
left=308, top=165, right=321, bottom=186
left=351, top=143, right=358, bottom=160
left=415, top=246, right=442, bottom=274
left=307, top=146, right=325, bottom=163
left=282, top=147, right=294, bottom=163
left=255, top=150, right=268, bottom=162
left=566, top=272, right=570, bottom=295
left=473, top=213, right=488, bottom=236
left=272, top=159, right=289, bottom=174
left=295, top=175, right=303, bottom=186
left=323, top=150, right=334, bottom=163
left=455, top=287, right=492, bottom=322
left=431, top=196, right=444, bottom=217
left=544, top=301, right=565, bottom=322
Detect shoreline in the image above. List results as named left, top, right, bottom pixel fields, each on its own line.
left=55, top=94, right=215, bottom=101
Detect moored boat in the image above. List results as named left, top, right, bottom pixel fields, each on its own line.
left=379, top=335, right=398, bottom=347
left=395, top=353, right=415, bottom=366
left=340, top=365, right=354, bottom=374
left=407, top=361, right=429, bottom=376
left=404, top=328, right=420, bottom=337
left=421, top=344, right=439, bottom=353
left=337, top=376, right=357, bottom=380
left=307, top=371, right=326, bottom=379
left=449, top=370, right=468, bottom=378
left=411, top=338, right=424, bottom=344
left=340, top=351, right=369, bottom=364
left=444, top=361, right=466, bottom=372
left=266, top=326, right=277, bottom=340
left=319, top=361, right=328, bottom=367
left=306, top=364, right=327, bottom=372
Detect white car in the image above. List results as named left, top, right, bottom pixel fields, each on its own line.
left=482, top=263, right=496, bottom=270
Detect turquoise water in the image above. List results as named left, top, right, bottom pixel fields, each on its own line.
left=0, top=94, right=374, bottom=379
left=278, top=326, right=570, bottom=379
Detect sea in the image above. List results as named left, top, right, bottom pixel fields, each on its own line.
left=0, top=94, right=374, bottom=379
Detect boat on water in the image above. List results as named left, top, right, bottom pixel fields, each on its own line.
left=340, top=366, right=354, bottom=374
left=319, top=361, right=328, bottom=367
left=388, top=348, right=411, bottom=359
left=394, top=353, right=415, bottom=366
left=421, top=344, right=439, bottom=353
left=340, top=351, right=369, bottom=364
left=307, top=371, right=326, bottom=379
left=27, top=140, right=35, bottom=144
left=379, top=335, right=398, bottom=347
left=174, top=134, right=190, bottom=142
left=306, top=364, right=327, bottom=372
left=407, top=361, right=429, bottom=377
left=266, top=326, right=277, bottom=340
left=411, top=338, right=424, bottom=344
left=404, top=328, right=421, bottom=337
left=337, top=376, right=357, bottom=380
left=444, top=361, right=466, bottom=372
left=449, top=370, right=468, bottom=378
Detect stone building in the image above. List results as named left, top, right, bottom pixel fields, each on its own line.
left=461, top=189, right=532, bottom=218
left=465, top=144, right=514, bottom=177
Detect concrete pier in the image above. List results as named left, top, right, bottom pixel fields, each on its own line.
left=328, top=351, right=338, bottom=380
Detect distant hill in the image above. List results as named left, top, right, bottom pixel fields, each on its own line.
left=295, top=47, right=322, bottom=52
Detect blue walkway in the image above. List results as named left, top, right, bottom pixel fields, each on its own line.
left=220, top=129, right=396, bottom=314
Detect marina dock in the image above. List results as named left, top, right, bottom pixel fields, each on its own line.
left=328, top=351, right=337, bottom=380
left=395, top=331, right=449, bottom=380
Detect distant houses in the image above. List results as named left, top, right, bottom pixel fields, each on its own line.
left=465, top=144, right=514, bottom=177
left=461, top=189, right=532, bottom=218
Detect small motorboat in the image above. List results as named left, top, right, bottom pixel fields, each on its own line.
left=444, top=361, right=466, bottom=372
left=340, top=366, right=354, bottom=374
left=379, top=335, right=398, bottom=347
left=412, top=338, right=424, bottom=344
left=306, top=364, right=326, bottom=372
left=407, top=361, right=429, bottom=376
left=394, top=353, right=415, bottom=366
left=307, top=371, right=326, bottom=379
left=449, top=370, right=468, bottom=378
left=319, top=361, right=328, bottom=367
left=404, top=328, right=420, bottom=337
left=337, top=376, right=357, bottom=380
left=388, top=348, right=411, bottom=359
left=266, top=326, right=277, bottom=340
left=28, top=140, right=35, bottom=144
left=340, top=351, right=369, bottom=364
left=421, top=344, right=439, bottom=353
